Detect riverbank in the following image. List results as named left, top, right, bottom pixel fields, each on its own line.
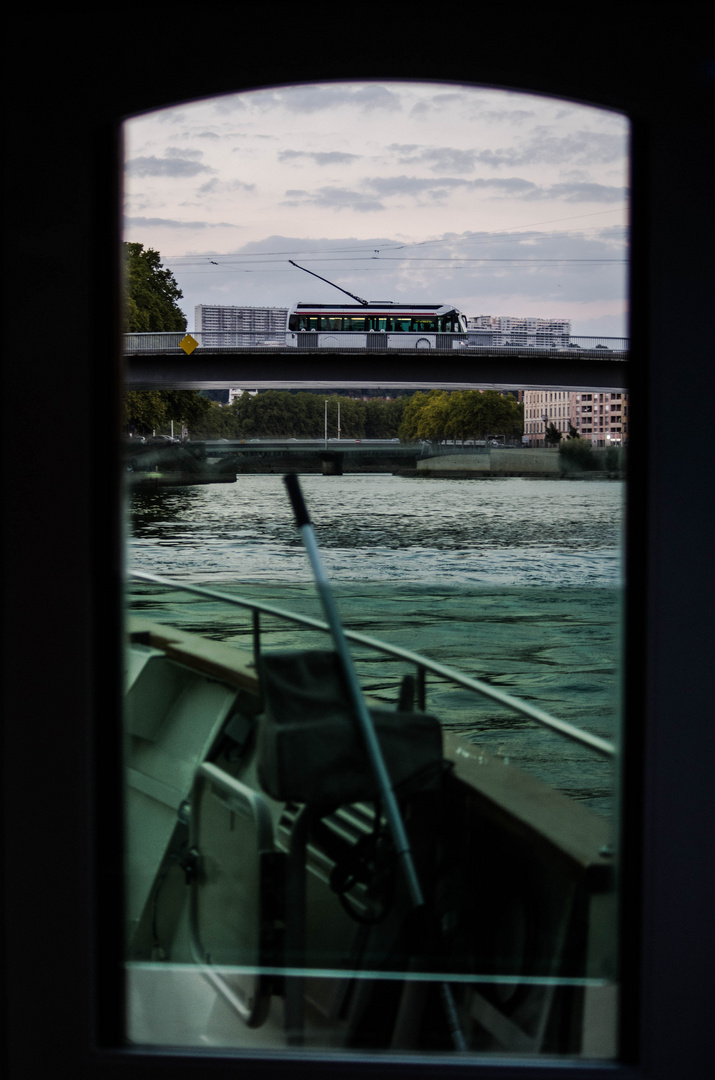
left=124, top=443, right=625, bottom=484
left=408, top=447, right=624, bottom=479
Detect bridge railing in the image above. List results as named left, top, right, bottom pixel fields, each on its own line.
left=124, top=332, right=629, bottom=355
left=465, top=333, right=629, bottom=351
left=123, top=331, right=285, bottom=351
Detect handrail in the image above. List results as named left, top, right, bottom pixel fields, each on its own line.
left=129, top=570, right=616, bottom=759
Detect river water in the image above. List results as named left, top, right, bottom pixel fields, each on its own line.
left=125, top=473, right=624, bottom=818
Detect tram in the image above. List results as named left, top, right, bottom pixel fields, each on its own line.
left=286, top=302, right=469, bottom=350
left=284, top=260, right=468, bottom=350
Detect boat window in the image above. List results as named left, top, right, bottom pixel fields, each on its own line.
left=122, top=81, right=628, bottom=1060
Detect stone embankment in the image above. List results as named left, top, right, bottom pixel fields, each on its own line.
left=410, top=448, right=623, bottom=479
left=414, top=448, right=559, bottom=478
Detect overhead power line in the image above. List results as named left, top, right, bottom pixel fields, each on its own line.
left=160, top=206, right=627, bottom=264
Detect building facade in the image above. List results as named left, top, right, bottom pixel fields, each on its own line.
left=523, top=390, right=629, bottom=446
left=468, top=314, right=571, bottom=348
left=195, top=304, right=288, bottom=346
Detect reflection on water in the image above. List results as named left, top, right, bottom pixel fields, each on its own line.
left=126, top=474, right=624, bottom=816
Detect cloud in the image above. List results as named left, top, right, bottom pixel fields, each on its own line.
left=164, top=146, right=204, bottom=160
left=365, top=174, right=625, bottom=204
left=196, top=178, right=256, bottom=194
left=123, top=82, right=628, bottom=335
left=124, top=216, right=240, bottom=230
left=248, top=83, right=403, bottom=114
left=274, top=172, right=623, bottom=213
left=125, top=155, right=217, bottom=178
left=524, top=182, right=627, bottom=203
left=478, top=108, right=537, bottom=125
left=282, top=187, right=386, bottom=212
left=212, top=96, right=249, bottom=115
left=364, top=174, right=538, bottom=200
left=278, top=150, right=361, bottom=166
left=162, top=229, right=627, bottom=335
left=408, top=92, right=474, bottom=118
left=387, top=145, right=479, bottom=174
left=474, top=130, right=626, bottom=169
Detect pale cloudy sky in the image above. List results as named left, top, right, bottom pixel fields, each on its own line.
left=124, top=81, right=629, bottom=335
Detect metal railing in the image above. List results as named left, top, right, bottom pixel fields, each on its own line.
left=129, top=570, right=616, bottom=759
left=124, top=331, right=286, bottom=351
left=124, top=332, right=629, bottom=356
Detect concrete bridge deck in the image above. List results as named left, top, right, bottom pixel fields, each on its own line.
left=124, top=346, right=628, bottom=394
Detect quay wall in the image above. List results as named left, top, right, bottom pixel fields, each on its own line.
left=125, top=444, right=623, bottom=483
left=416, top=448, right=561, bottom=477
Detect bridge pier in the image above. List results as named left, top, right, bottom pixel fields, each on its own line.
left=320, top=453, right=343, bottom=476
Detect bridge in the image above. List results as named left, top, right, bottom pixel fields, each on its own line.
left=124, top=333, right=629, bottom=393
left=123, top=437, right=560, bottom=485
left=124, top=437, right=436, bottom=484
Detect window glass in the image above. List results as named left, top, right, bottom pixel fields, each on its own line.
left=122, top=81, right=628, bottom=1058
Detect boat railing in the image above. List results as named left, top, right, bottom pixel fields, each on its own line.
left=129, top=570, right=615, bottom=760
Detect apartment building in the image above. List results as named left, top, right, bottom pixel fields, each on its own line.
left=571, top=391, right=628, bottom=445
left=195, top=304, right=288, bottom=345
left=522, top=390, right=628, bottom=446
left=468, top=314, right=571, bottom=348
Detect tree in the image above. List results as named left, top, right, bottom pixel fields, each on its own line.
left=413, top=390, right=452, bottom=442
left=121, top=245, right=207, bottom=436
left=122, top=390, right=167, bottom=433
left=123, top=242, right=187, bottom=332
left=160, top=389, right=211, bottom=430
left=398, top=389, right=524, bottom=445
left=559, top=437, right=598, bottom=471
left=381, top=397, right=406, bottom=438
left=398, top=392, right=428, bottom=442
left=545, top=422, right=562, bottom=445
left=123, top=389, right=212, bottom=436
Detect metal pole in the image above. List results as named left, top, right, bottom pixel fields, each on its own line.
left=282, top=475, right=466, bottom=1050
left=283, top=474, right=424, bottom=908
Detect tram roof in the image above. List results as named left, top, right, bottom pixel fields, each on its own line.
left=293, top=302, right=457, bottom=312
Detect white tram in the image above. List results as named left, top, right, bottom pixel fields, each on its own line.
left=285, top=302, right=469, bottom=350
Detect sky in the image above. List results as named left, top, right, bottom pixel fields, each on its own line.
left=124, top=82, right=629, bottom=336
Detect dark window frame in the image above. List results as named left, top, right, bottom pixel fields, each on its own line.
left=4, top=12, right=712, bottom=1080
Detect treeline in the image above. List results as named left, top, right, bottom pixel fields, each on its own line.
left=399, top=389, right=523, bottom=443
left=124, top=390, right=408, bottom=440
left=124, top=388, right=525, bottom=442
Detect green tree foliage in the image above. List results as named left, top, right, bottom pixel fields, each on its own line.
left=124, top=388, right=524, bottom=443
left=123, top=390, right=167, bottom=433
left=398, top=391, right=429, bottom=442
left=122, top=244, right=207, bottom=435
left=123, top=242, right=187, bottom=332
left=381, top=397, right=406, bottom=438
left=398, top=389, right=523, bottom=443
left=182, top=391, right=409, bottom=441
left=558, top=437, right=599, bottom=471
left=545, top=422, right=562, bottom=445
left=123, top=389, right=212, bottom=436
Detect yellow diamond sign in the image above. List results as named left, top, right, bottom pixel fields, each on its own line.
left=180, top=334, right=199, bottom=355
